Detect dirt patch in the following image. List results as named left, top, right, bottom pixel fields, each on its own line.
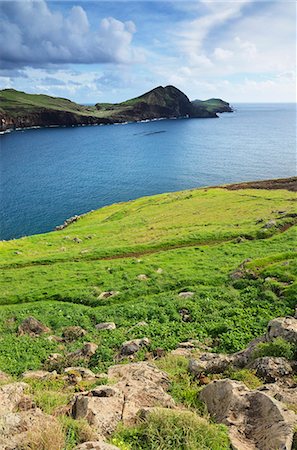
left=222, top=177, right=297, bottom=192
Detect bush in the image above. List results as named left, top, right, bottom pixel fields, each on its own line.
left=253, top=337, right=296, bottom=360
left=23, top=419, right=65, bottom=450
left=114, top=408, right=231, bottom=450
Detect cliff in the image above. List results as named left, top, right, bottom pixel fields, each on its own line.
left=0, top=86, right=232, bottom=132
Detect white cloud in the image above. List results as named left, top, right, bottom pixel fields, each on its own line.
left=213, top=47, right=233, bottom=61
left=0, top=1, right=143, bottom=69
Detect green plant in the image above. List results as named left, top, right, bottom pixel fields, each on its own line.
left=252, top=337, right=296, bottom=360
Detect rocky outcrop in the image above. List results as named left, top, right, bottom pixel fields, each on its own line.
left=71, top=362, right=174, bottom=436
left=200, top=379, right=297, bottom=450
left=189, top=352, right=234, bottom=376
left=62, top=326, right=87, bottom=341
left=248, top=357, right=293, bottom=383
left=18, top=316, right=50, bottom=336
left=119, top=337, right=150, bottom=356
left=267, top=317, right=297, bottom=343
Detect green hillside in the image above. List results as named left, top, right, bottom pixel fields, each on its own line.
left=0, top=180, right=296, bottom=376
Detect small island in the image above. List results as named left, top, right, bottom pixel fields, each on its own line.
left=0, top=85, right=232, bottom=132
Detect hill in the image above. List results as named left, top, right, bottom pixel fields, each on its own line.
left=0, top=86, right=232, bottom=131
left=0, top=177, right=296, bottom=449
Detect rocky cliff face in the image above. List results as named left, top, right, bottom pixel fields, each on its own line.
left=0, top=86, right=232, bottom=132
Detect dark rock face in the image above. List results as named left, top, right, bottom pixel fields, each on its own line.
left=0, top=85, right=232, bottom=132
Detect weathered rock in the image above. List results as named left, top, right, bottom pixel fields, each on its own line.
left=75, top=442, right=120, bottom=450
left=47, top=334, right=64, bottom=343
left=248, top=357, right=293, bottom=383
left=233, top=335, right=267, bottom=367
left=65, top=366, right=96, bottom=380
left=137, top=274, right=148, bottom=281
left=264, top=219, right=277, bottom=229
left=95, top=322, right=116, bottom=330
left=62, top=325, right=87, bottom=341
left=267, top=316, right=297, bottom=344
left=68, top=342, right=98, bottom=359
left=178, top=291, right=194, bottom=298
left=72, top=385, right=125, bottom=436
left=73, top=237, right=82, bottom=243
left=200, top=379, right=297, bottom=450
left=18, top=316, right=50, bottom=336
left=22, top=370, right=58, bottom=380
left=108, top=362, right=174, bottom=425
left=0, top=371, right=10, bottom=383
left=47, top=353, right=63, bottom=363
left=178, top=308, right=192, bottom=322
left=98, top=291, right=119, bottom=300
left=120, top=338, right=150, bottom=356
left=156, top=268, right=163, bottom=274
left=189, top=353, right=233, bottom=376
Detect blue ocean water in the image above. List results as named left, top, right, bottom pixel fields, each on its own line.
left=0, top=103, right=296, bottom=240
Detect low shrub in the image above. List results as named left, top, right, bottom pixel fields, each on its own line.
left=252, top=337, right=296, bottom=360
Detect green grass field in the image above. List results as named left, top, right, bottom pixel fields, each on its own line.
left=0, top=184, right=296, bottom=376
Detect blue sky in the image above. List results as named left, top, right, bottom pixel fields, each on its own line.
left=0, top=0, right=296, bottom=103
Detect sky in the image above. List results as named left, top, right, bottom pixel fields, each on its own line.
left=0, top=0, right=296, bottom=103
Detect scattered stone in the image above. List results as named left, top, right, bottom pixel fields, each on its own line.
left=62, top=326, right=87, bottom=341
left=264, top=219, right=277, bottom=229
left=72, top=385, right=125, bottom=436
left=47, top=353, right=63, bottom=363
left=14, top=251, right=22, bottom=255
left=96, top=322, right=116, bottom=330
left=120, top=338, right=150, bottom=356
left=189, top=353, right=233, bottom=376
left=267, top=316, right=297, bottom=344
left=98, top=291, right=119, bottom=300
left=55, top=214, right=83, bottom=231
left=151, top=348, right=166, bottom=359
left=68, top=342, right=98, bottom=359
left=73, top=237, right=82, bottom=243
left=75, top=443, right=120, bottom=450
left=200, top=379, right=297, bottom=450
left=178, top=291, right=194, bottom=298
left=178, top=308, right=192, bottom=322
left=248, top=357, right=293, bottom=383
left=65, top=367, right=96, bottom=381
left=47, top=334, right=64, bottom=343
left=22, top=370, right=58, bottom=380
left=156, top=268, right=163, bottom=274
left=137, top=274, right=148, bottom=281
left=18, top=316, right=50, bottom=337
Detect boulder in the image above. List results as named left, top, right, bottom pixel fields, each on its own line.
left=95, top=322, right=116, bottom=330
left=257, top=383, right=297, bottom=406
left=248, top=357, right=293, bottom=383
left=62, top=326, right=87, bottom=341
left=18, top=316, right=50, bottom=336
left=68, top=342, right=98, bottom=359
left=189, top=353, right=233, bottom=376
left=22, top=370, right=57, bottom=380
left=267, top=316, right=297, bottom=344
left=65, top=366, right=96, bottom=381
left=98, top=291, right=119, bottom=300
left=120, top=338, right=150, bottom=356
left=75, top=442, right=120, bottom=450
left=200, top=379, right=297, bottom=450
left=72, top=385, right=125, bottom=436
left=233, top=335, right=267, bottom=368
left=178, top=291, right=194, bottom=298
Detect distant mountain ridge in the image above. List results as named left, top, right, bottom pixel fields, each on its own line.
left=0, top=85, right=232, bottom=132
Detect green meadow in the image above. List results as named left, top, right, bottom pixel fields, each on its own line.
left=0, top=185, right=296, bottom=376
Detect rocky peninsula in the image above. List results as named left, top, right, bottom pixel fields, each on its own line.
left=0, top=85, right=232, bottom=132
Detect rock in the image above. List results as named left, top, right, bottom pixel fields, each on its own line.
left=267, top=316, right=297, bottom=344
left=189, top=353, right=233, bottom=376
left=47, top=334, right=64, bottom=343
left=65, top=367, right=97, bottom=381
left=248, top=357, right=293, bottom=383
left=178, top=291, right=194, bottom=298
left=73, top=237, right=82, bottom=243
left=120, top=338, right=150, bottom=356
left=257, top=382, right=297, bottom=406
left=47, top=353, right=63, bottom=363
left=18, top=316, right=50, bottom=336
left=178, top=308, right=192, bottom=322
left=156, top=268, right=163, bottom=274
left=75, top=442, right=120, bottom=450
left=128, top=321, right=148, bottom=332
left=200, top=379, right=297, bottom=450
left=72, top=385, right=125, bottom=436
left=62, top=325, right=87, bottom=341
left=0, top=371, right=10, bottom=383
left=22, top=370, right=57, bottom=380
left=264, top=219, right=277, bottom=229
left=68, top=342, right=99, bottom=359
left=98, top=291, right=119, bottom=300
left=95, top=322, right=116, bottom=330
left=137, top=274, right=148, bottom=281
left=233, top=335, right=267, bottom=368
left=107, top=362, right=174, bottom=425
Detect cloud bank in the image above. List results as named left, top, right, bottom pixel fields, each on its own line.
left=0, top=0, right=142, bottom=69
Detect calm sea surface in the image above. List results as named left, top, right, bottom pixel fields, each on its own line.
left=0, top=103, right=296, bottom=240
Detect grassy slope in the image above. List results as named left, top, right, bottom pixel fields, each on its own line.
left=0, top=186, right=296, bottom=376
